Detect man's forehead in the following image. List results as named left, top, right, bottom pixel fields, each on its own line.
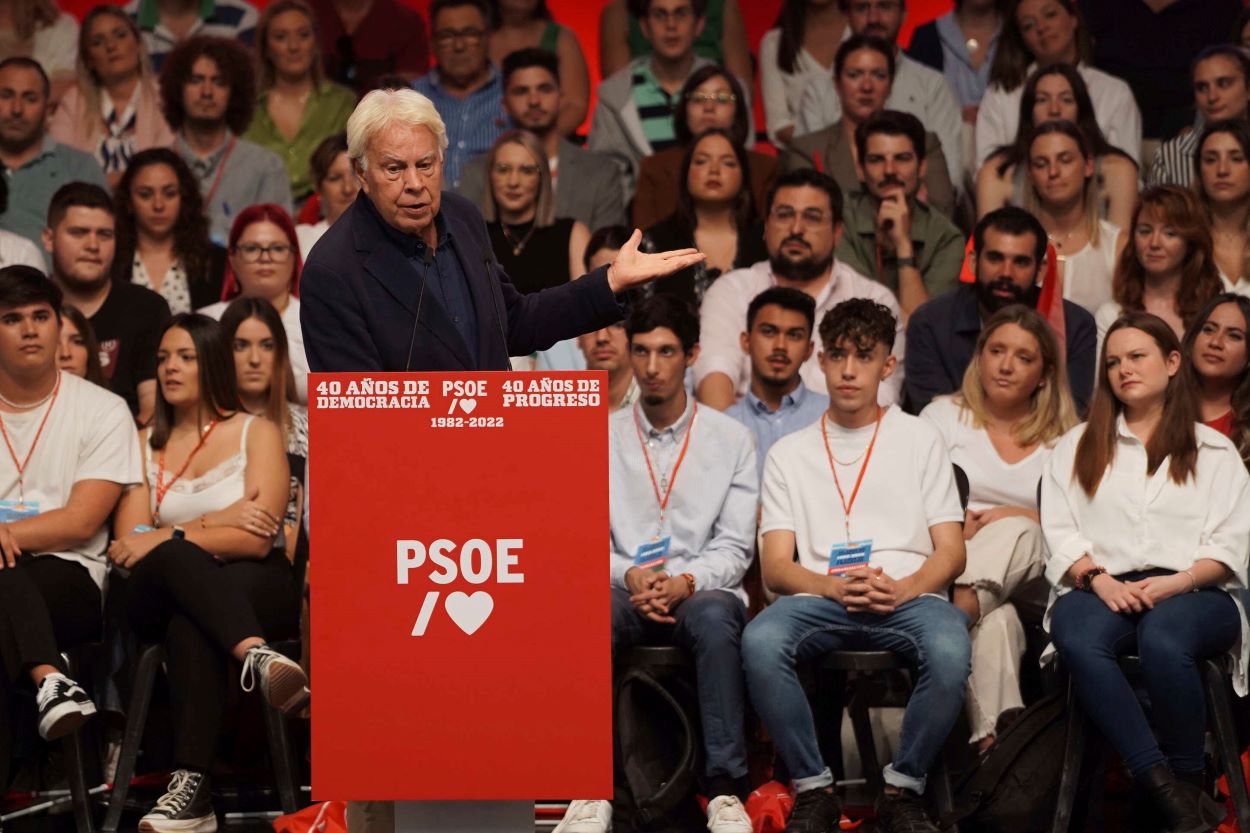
left=981, top=229, right=1038, bottom=255
left=369, top=124, right=440, bottom=157
left=507, top=67, right=557, bottom=92
left=189, top=56, right=223, bottom=76
left=0, top=67, right=44, bottom=93
left=753, top=305, right=810, bottom=328
left=774, top=186, right=831, bottom=210
left=865, top=134, right=917, bottom=156
left=0, top=302, right=55, bottom=316
left=61, top=206, right=115, bottom=229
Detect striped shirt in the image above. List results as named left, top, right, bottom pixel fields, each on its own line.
left=125, top=0, right=258, bottom=72
left=413, top=67, right=509, bottom=189
left=1147, top=124, right=1200, bottom=189
left=632, top=62, right=679, bottom=153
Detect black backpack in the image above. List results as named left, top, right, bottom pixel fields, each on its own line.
left=941, top=690, right=1068, bottom=832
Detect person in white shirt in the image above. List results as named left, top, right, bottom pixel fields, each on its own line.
left=742, top=297, right=969, bottom=833
left=975, top=0, right=1140, bottom=169
left=0, top=266, right=142, bottom=790
left=921, top=304, right=1077, bottom=752
left=694, top=168, right=905, bottom=411
left=792, top=0, right=963, bottom=193
left=295, top=133, right=358, bottom=259
left=1042, top=310, right=1250, bottom=832
left=758, top=0, right=848, bottom=147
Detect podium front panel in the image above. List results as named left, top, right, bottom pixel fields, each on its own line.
left=310, top=372, right=612, bottom=800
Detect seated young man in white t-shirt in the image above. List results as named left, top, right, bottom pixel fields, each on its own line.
left=0, top=266, right=143, bottom=790
left=741, top=298, right=970, bottom=833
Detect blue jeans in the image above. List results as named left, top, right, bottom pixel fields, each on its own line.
left=742, top=594, right=971, bottom=794
left=611, top=586, right=749, bottom=782
left=1050, top=573, right=1241, bottom=777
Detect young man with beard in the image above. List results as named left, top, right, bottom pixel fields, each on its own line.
left=742, top=297, right=969, bottom=833
left=694, top=169, right=905, bottom=411
left=42, top=184, right=171, bottom=425
left=455, top=48, right=625, bottom=231
left=904, top=206, right=1096, bottom=414
left=726, top=287, right=828, bottom=481
left=0, top=59, right=107, bottom=257
left=0, top=266, right=143, bottom=794
left=555, top=294, right=757, bottom=833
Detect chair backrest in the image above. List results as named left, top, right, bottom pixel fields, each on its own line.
left=954, top=463, right=970, bottom=512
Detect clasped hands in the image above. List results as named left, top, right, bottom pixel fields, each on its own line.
left=828, top=565, right=915, bottom=615
left=1087, top=571, right=1191, bottom=613
left=625, top=566, right=693, bottom=624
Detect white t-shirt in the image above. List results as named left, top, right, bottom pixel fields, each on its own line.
left=0, top=229, right=46, bottom=273
left=296, top=221, right=328, bottom=260
left=200, top=296, right=308, bottom=404
left=761, top=406, right=964, bottom=581
left=0, top=372, right=143, bottom=588
left=920, top=396, right=1051, bottom=512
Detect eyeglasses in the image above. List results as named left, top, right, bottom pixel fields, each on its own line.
left=234, top=243, right=294, bottom=263
left=492, top=162, right=541, bottom=177
left=769, top=205, right=833, bottom=225
left=688, top=91, right=736, bottom=105
left=432, top=27, right=485, bottom=47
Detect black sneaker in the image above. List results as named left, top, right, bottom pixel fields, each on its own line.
left=874, top=790, right=939, bottom=833
left=35, top=672, right=96, bottom=740
left=139, top=769, right=217, bottom=833
left=785, top=788, right=841, bottom=833
left=240, top=644, right=310, bottom=713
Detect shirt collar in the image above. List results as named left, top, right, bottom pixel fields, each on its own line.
left=366, top=195, right=451, bottom=258
left=1116, top=413, right=1227, bottom=449
left=636, top=394, right=695, bottom=439
left=768, top=262, right=842, bottom=310
left=178, top=131, right=233, bottom=175
left=746, top=383, right=807, bottom=415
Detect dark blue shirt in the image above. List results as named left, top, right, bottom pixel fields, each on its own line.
left=904, top=284, right=1096, bottom=415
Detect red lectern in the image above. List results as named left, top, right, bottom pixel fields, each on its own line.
left=309, top=372, right=613, bottom=824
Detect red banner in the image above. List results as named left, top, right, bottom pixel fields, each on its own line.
left=310, top=372, right=612, bottom=800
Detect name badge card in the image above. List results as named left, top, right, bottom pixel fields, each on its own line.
left=634, top=536, right=671, bottom=571
left=0, top=500, right=38, bottom=523
left=828, top=539, right=873, bottom=575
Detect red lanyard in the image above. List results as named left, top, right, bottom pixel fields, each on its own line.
left=154, top=419, right=219, bottom=524
left=0, top=373, right=60, bottom=504
left=821, top=408, right=883, bottom=542
left=633, top=403, right=697, bottom=537
left=203, top=137, right=238, bottom=208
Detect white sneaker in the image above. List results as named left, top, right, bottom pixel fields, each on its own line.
left=36, top=672, right=96, bottom=740
left=706, top=795, right=753, bottom=833
left=553, top=799, right=612, bottom=833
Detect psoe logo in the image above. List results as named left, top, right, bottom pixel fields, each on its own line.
left=395, top=538, right=524, bottom=636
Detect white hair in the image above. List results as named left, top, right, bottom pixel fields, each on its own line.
left=346, top=88, right=449, bottom=172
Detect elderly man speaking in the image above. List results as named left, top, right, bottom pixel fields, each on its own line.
left=301, top=88, right=704, bottom=371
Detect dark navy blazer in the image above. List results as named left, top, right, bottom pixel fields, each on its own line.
left=300, top=191, right=623, bottom=372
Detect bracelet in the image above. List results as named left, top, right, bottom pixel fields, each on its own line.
left=1184, top=569, right=1198, bottom=592
left=681, top=572, right=696, bottom=595
left=1075, top=566, right=1107, bottom=591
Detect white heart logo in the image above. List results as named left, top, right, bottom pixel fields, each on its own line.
left=445, top=591, right=493, bottom=635
left=459, top=398, right=477, bottom=414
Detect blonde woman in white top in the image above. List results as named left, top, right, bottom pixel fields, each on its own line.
left=1043, top=311, right=1250, bottom=831
left=921, top=304, right=1076, bottom=752
left=758, top=0, right=846, bottom=147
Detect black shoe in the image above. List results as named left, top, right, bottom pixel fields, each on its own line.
left=784, top=788, right=841, bottom=833
left=138, top=769, right=217, bottom=832
left=35, top=672, right=96, bottom=740
left=874, top=789, right=939, bottom=833
left=1137, top=764, right=1223, bottom=833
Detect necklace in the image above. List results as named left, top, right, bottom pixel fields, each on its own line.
left=0, top=377, right=58, bottom=410
left=966, top=37, right=980, bottom=53
left=271, top=86, right=311, bottom=106
left=500, top=221, right=536, bottom=256
left=831, top=446, right=869, bottom=467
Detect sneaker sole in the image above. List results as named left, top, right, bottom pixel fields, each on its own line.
left=39, top=700, right=95, bottom=741
left=263, top=661, right=310, bottom=714
left=138, top=814, right=217, bottom=833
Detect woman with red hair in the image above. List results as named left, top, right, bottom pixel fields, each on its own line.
left=198, top=204, right=308, bottom=403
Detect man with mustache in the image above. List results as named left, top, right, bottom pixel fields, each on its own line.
left=904, top=206, right=1096, bottom=413
left=835, top=111, right=964, bottom=317
left=456, top=49, right=625, bottom=231
left=693, top=168, right=905, bottom=411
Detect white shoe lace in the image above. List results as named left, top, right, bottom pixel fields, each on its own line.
left=152, top=770, right=199, bottom=816
left=707, top=796, right=751, bottom=832
left=239, top=646, right=273, bottom=693
left=36, top=675, right=67, bottom=708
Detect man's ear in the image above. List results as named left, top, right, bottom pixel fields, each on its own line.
left=880, top=352, right=898, bottom=381
left=41, top=226, right=53, bottom=255
left=686, top=343, right=701, bottom=368
left=739, top=330, right=749, bottom=356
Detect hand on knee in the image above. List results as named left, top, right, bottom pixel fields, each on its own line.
left=953, top=585, right=980, bottom=626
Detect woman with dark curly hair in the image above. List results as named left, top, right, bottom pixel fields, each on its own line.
left=158, top=35, right=294, bottom=245
left=114, top=148, right=226, bottom=314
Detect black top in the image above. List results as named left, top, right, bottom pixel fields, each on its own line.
left=643, top=215, right=767, bottom=307
left=486, top=217, right=575, bottom=296
left=906, top=20, right=943, bottom=73
left=89, top=281, right=172, bottom=415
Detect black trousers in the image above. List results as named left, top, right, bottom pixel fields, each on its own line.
left=0, top=555, right=101, bottom=789
left=126, top=539, right=297, bottom=770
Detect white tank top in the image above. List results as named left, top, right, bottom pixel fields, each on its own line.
left=1061, top=219, right=1119, bottom=316
left=145, top=416, right=253, bottom=527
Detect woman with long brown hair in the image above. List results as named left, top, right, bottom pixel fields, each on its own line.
left=1042, top=311, right=1250, bottom=833
left=1185, top=292, right=1250, bottom=467
left=1096, top=186, right=1224, bottom=345
left=922, top=304, right=1077, bottom=752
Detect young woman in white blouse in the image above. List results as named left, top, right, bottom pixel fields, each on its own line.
left=1195, top=119, right=1250, bottom=295
left=758, top=0, right=846, bottom=147
left=1042, top=311, right=1250, bottom=832
left=921, top=304, right=1077, bottom=752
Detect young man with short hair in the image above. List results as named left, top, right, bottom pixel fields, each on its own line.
left=43, top=183, right=171, bottom=425
left=726, top=287, right=828, bottom=480
left=556, top=294, right=758, bottom=833
left=742, top=297, right=970, bottom=833
left=456, top=48, right=625, bottom=230
left=576, top=321, right=639, bottom=411
left=836, top=110, right=965, bottom=314
left=160, top=36, right=293, bottom=244
left=0, top=266, right=143, bottom=793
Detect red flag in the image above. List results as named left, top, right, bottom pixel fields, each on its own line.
left=1036, top=243, right=1067, bottom=362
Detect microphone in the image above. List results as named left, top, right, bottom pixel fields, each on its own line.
left=403, top=246, right=432, bottom=372
left=482, top=252, right=509, bottom=369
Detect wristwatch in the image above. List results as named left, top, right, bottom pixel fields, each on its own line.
left=171, top=526, right=186, bottom=540
left=1075, top=566, right=1107, bottom=591
left=895, top=256, right=918, bottom=268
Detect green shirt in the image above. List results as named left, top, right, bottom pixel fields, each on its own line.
left=0, top=137, right=107, bottom=260
left=835, top=190, right=966, bottom=299
left=632, top=61, right=680, bottom=152
left=244, top=82, right=357, bottom=200
left=627, top=0, right=724, bottom=63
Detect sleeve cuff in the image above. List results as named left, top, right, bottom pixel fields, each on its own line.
left=1044, top=540, right=1094, bottom=587
left=1195, top=545, right=1249, bottom=588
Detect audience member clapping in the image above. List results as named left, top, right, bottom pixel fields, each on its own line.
left=977, top=64, right=1138, bottom=231
left=57, top=303, right=104, bottom=385
left=1185, top=292, right=1250, bottom=458
left=160, top=36, right=294, bottom=245
left=632, top=65, right=775, bottom=231
left=114, top=147, right=226, bottom=314
left=1194, top=119, right=1250, bottom=294
left=1096, top=186, right=1224, bottom=344
left=244, top=0, right=356, bottom=203
left=295, top=132, right=358, bottom=256
left=487, top=0, right=589, bottom=137
left=759, top=0, right=848, bottom=148
left=48, top=6, right=174, bottom=187
left=109, top=312, right=306, bottom=832
left=479, top=129, right=588, bottom=294
left=201, top=204, right=308, bottom=404
left=643, top=127, right=765, bottom=306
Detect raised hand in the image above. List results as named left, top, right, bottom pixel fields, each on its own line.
left=606, top=229, right=706, bottom=293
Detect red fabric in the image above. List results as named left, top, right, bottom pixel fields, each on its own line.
left=1207, top=410, right=1237, bottom=439
left=743, top=782, right=864, bottom=833
left=298, top=193, right=323, bottom=226
left=1216, top=748, right=1250, bottom=831
left=1036, top=243, right=1067, bottom=364
left=273, top=801, right=347, bottom=833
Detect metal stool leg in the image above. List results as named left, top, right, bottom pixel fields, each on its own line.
left=929, top=750, right=959, bottom=833
left=263, top=704, right=300, bottom=813
left=1204, top=660, right=1250, bottom=832
left=102, top=644, right=163, bottom=833
left=62, top=723, right=96, bottom=833
left=1050, top=678, right=1086, bottom=833
left=848, top=678, right=883, bottom=792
